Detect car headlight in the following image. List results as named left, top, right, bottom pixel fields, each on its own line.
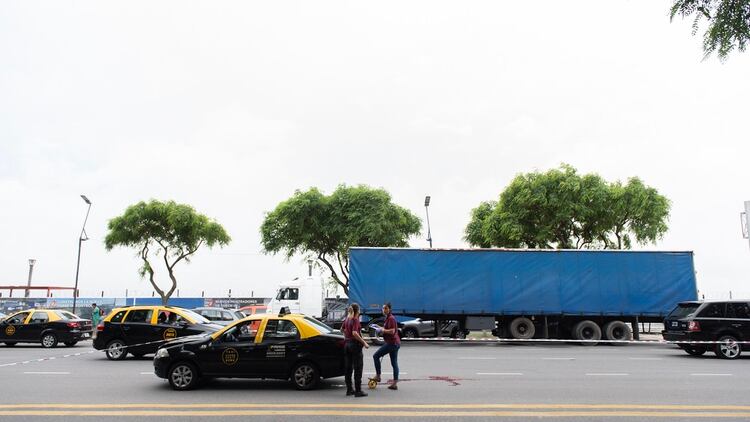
left=155, top=348, right=170, bottom=359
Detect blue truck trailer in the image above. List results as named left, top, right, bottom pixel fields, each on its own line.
left=349, top=248, right=698, bottom=342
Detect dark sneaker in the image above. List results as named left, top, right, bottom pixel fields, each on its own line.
left=388, top=384, right=398, bottom=390
left=346, top=389, right=355, bottom=396
left=354, top=391, right=368, bottom=397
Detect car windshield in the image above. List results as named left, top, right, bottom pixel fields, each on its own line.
left=668, top=303, right=701, bottom=319
left=178, top=309, right=211, bottom=324
left=303, top=316, right=335, bottom=334
left=54, top=311, right=78, bottom=320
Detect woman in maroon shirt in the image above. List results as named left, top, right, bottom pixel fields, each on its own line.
left=343, top=303, right=369, bottom=397
left=372, top=302, right=401, bottom=390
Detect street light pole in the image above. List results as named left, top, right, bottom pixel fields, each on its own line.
left=25, top=259, right=36, bottom=298
left=72, top=195, right=92, bottom=315
left=424, top=196, right=433, bottom=248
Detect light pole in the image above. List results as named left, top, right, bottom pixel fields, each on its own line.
left=25, top=259, right=36, bottom=298
left=424, top=196, right=433, bottom=248
left=72, top=195, right=92, bottom=314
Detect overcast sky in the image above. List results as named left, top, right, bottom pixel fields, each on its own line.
left=1, top=1, right=748, bottom=300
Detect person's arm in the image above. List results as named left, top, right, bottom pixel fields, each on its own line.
left=352, top=327, right=369, bottom=348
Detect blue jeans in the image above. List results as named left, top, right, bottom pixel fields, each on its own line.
left=373, top=344, right=400, bottom=380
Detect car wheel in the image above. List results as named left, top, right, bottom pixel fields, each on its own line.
left=5, top=342, right=17, bottom=347
left=509, top=317, right=535, bottom=340
left=64, top=341, right=78, bottom=347
left=573, top=320, right=601, bottom=346
left=451, top=328, right=467, bottom=339
left=402, top=328, right=418, bottom=339
left=715, top=335, right=741, bottom=360
left=105, top=339, right=128, bottom=360
left=41, top=333, right=58, bottom=348
left=168, top=362, right=200, bottom=391
left=291, top=362, right=320, bottom=390
left=683, top=346, right=707, bottom=356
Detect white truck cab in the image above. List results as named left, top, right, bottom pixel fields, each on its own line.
left=266, top=275, right=324, bottom=318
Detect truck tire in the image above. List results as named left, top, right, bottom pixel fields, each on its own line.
left=509, top=317, right=535, bottom=340
left=602, top=321, right=631, bottom=344
left=573, top=320, right=601, bottom=345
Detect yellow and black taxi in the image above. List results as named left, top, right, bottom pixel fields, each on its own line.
left=0, top=309, right=92, bottom=348
left=153, top=308, right=345, bottom=390
left=93, top=305, right=222, bottom=360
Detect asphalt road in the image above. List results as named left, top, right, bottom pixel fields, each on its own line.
left=1, top=340, right=749, bottom=421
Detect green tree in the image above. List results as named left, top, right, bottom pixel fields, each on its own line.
left=261, top=185, right=422, bottom=295
left=464, top=165, right=670, bottom=250
left=670, top=0, right=750, bottom=59
left=105, top=200, right=231, bottom=305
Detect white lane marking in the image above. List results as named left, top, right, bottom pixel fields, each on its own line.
left=690, top=373, right=733, bottom=376
left=24, top=372, right=71, bottom=375
left=477, top=372, right=523, bottom=376
left=458, top=357, right=496, bottom=360
left=543, top=357, right=575, bottom=360
left=629, top=357, right=662, bottom=360
left=586, top=373, right=629, bottom=376
left=140, top=372, right=153, bottom=375
left=0, top=363, right=17, bottom=367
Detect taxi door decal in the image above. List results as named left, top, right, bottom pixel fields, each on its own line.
left=5, top=325, right=15, bottom=336
left=163, top=328, right=177, bottom=340
left=222, top=348, right=239, bottom=366
left=267, top=345, right=286, bottom=358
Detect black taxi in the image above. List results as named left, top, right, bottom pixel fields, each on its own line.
left=94, top=305, right=222, bottom=360
left=153, top=309, right=345, bottom=390
left=0, top=309, right=92, bottom=348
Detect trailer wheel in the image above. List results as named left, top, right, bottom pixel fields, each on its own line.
left=602, top=321, right=631, bottom=344
left=573, top=320, right=601, bottom=346
left=509, top=317, right=535, bottom=340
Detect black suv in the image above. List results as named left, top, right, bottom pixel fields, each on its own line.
left=662, top=300, right=750, bottom=359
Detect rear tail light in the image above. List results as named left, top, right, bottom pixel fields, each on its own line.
left=66, top=322, right=80, bottom=329
left=97, top=323, right=104, bottom=332
left=688, top=321, right=701, bottom=332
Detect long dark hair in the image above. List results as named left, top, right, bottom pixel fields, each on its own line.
left=349, top=303, right=360, bottom=318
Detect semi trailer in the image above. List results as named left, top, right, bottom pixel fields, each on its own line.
left=349, top=248, right=698, bottom=342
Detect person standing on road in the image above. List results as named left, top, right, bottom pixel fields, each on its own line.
left=343, top=303, right=369, bottom=397
left=372, top=302, right=400, bottom=390
left=90, top=303, right=101, bottom=339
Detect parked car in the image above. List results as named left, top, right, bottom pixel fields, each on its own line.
left=400, top=318, right=461, bottom=339
left=0, top=309, right=92, bottom=347
left=193, top=307, right=246, bottom=326
left=94, top=306, right=222, bottom=360
left=662, top=300, right=750, bottom=359
left=237, top=305, right=268, bottom=316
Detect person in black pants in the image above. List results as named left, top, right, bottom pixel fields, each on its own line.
left=343, top=303, right=369, bottom=397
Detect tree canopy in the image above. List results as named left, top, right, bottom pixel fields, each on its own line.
left=260, top=185, right=422, bottom=295
left=105, top=200, right=231, bottom=305
left=464, top=165, right=670, bottom=250
left=670, top=0, right=750, bottom=59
